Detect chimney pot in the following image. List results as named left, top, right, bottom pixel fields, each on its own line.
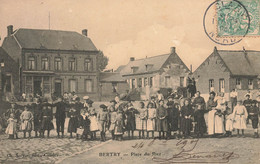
left=82, top=29, right=88, bottom=36
left=130, top=57, right=135, bottom=61
left=171, top=47, right=176, bottom=53
left=7, top=25, right=13, bottom=36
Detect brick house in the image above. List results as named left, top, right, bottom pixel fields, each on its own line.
left=1, top=25, right=100, bottom=100
left=193, top=47, right=260, bottom=101
left=120, top=47, right=190, bottom=100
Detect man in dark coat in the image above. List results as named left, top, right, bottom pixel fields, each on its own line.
left=192, top=91, right=206, bottom=138
left=156, top=100, right=168, bottom=139
left=53, top=97, right=66, bottom=138
left=243, top=94, right=252, bottom=124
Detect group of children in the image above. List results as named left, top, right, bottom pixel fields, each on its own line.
left=3, top=91, right=260, bottom=141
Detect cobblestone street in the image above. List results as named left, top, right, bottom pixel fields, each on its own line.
left=0, top=118, right=103, bottom=164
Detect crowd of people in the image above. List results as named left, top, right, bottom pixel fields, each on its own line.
left=1, top=89, right=260, bottom=142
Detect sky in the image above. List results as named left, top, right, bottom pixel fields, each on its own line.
left=0, top=0, right=260, bottom=71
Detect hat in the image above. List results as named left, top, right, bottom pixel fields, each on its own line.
left=100, top=104, right=107, bottom=109
left=83, top=96, right=89, bottom=100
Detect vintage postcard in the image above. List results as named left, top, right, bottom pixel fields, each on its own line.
left=0, top=0, right=260, bottom=163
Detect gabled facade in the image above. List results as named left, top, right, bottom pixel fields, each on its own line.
left=193, top=47, right=260, bottom=100
left=121, top=47, right=190, bottom=100
left=1, top=25, right=100, bottom=100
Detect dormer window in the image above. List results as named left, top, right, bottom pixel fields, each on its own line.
left=131, top=66, right=138, bottom=73
left=145, top=64, right=153, bottom=71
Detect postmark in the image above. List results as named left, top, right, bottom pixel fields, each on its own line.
left=203, top=0, right=251, bottom=45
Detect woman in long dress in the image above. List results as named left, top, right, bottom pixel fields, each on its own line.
left=233, top=100, right=248, bottom=138
left=146, top=102, right=156, bottom=139
left=208, top=92, right=226, bottom=137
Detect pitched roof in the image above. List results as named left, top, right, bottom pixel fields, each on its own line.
left=217, top=50, right=260, bottom=76
left=120, top=54, right=171, bottom=75
left=11, top=28, right=98, bottom=51
left=100, top=72, right=126, bottom=82
left=115, top=65, right=126, bottom=73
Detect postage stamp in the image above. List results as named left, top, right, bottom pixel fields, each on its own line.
left=216, top=0, right=260, bottom=37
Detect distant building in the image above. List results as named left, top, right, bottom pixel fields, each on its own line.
left=193, top=47, right=260, bottom=100
left=1, top=25, right=100, bottom=100
left=120, top=47, right=190, bottom=100
left=99, top=71, right=128, bottom=101
left=0, top=47, right=19, bottom=101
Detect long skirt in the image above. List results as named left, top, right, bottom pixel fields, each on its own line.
left=114, top=120, right=124, bottom=135
left=194, top=111, right=207, bottom=134
left=68, top=117, right=78, bottom=133
left=135, top=118, right=147, bottom=130
left=168, top=117, right=179, bottom=131
left=5, top=122, right=17, bottom=135
left=41, top=117, right=54, bottom=131
left=147, top=119, right=155, bottom=131
left=208, top=110, right=225, bottom=135
left=109, top=122, right=115, bottom=132
left=126, top=119, right=135, bottom=131
left=225, top=115, right=233, bottom=131
left=233, top=115, right=247, bottom=129
left=181, top=118, right=192, bottom=135
left=20, top=120, right=33, bottom=131
left=156, top=119, right=168, bottom=132
left=33, top=119, right=41, bottom=131
left=89, top=116, right=99, bottom=132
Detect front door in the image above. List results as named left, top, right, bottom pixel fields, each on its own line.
left=34, top=80, right=42, bottom=96
left=55, top=82, right=62, bottom=97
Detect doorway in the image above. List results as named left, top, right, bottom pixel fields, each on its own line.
left=34, top=80, right=42, bottom=96
left=55, top=82, right=62, bottom=97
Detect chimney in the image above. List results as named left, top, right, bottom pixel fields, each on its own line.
left=7, top=25, right=13, bottom=36
left=171, top=47, right=176, bottom=53
left=214, top=46, right=217, bottom=53
left=190, top=64, right=192, bottom=72
left=130, top=57, right=135, bottom=61
left=82, top=29, right=88, bottom=36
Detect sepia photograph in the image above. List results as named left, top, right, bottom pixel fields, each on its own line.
left=0, top=0, right=260, bottom=163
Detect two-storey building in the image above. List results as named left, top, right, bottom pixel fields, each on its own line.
left=1, top=25, right=100, bottom=100
left=120, top=47, right=190, bottom=100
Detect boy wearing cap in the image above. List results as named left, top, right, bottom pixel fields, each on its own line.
left=97, top=104, right=109, bottom=141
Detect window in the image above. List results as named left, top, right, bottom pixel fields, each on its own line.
left=112, top=82, right=117, bottom=93
left=180, top=77, right=184, bottom=87
left=219, top=79, right=225, bottom=93
left=28, top=57, right=35, bottom=70
left=144, top=77, right=148, bottom=86
left=209, top=79, right=214, bottom=92
left=149, top=77, right=153, bottom=86
left=131, top=79, right=136, bottom=89
left=165, top=76, right=171, bottom=87
left=54, top=57, right=62, bottom=71
left=236, top=78, right=241, bottom=89
left=138, top=78, right=142, bottom=88
left=85, top=79, right=93, bottom=92
left=84, top=58, right=92, bottom=71
left=26, top=76, right=32, bottom=84
left=248, top=79, right=253, bottom=89
left=69, top=58, right=76, bottom=71
left=41, top=57, right=49, bottom=70
left=69, top=79, right=77, bottom=92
